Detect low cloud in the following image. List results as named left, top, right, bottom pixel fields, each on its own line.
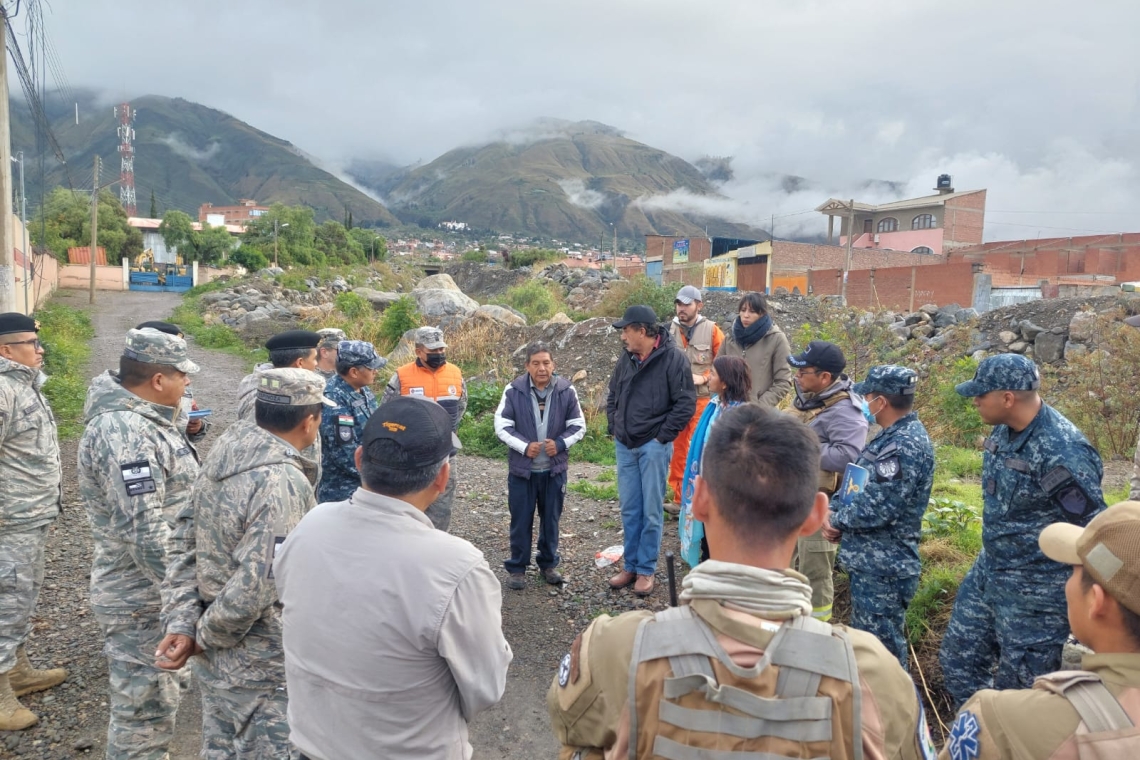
left=159, top=133, right=220, bottom=162
left=558, top=178, right=606, bottom=209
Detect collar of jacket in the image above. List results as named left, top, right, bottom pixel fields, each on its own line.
left=348, top=486, right=434, bottom=528
left=0, top=354, right=38, bottom=385
left=792, top=375, right=851, bottom=411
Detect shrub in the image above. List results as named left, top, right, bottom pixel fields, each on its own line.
left=507, top=248, right=562, bottom=270
left=229, top=246, right=269, bottom=272
left=334, top=292, right=371, bottom=320
left=595, top=275, right=676, bottom=321
left=276, top=271, right=311, bottom=292
left=378, top=296, right=422, bottom=351
left=462, top=250, right=489, bottom=263
left=503, top=280, right=563, bottom=323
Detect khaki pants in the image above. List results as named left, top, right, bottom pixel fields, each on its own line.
left=793, top=527, right=837, bottom=621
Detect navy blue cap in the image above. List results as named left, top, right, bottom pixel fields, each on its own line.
left=854, top=365, right=918, bottom=396
left=787, top=340, right=846, bottom=375
left=955, top=353, right=1040, bottom=397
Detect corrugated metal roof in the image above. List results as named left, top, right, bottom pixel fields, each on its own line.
left=67, top=246, right=108, bottom=265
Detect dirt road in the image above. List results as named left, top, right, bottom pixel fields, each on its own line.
left=8, top=288, right=662, bottom=759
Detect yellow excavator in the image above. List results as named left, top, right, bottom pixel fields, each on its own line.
left=131, top=249, right=186, bottom=285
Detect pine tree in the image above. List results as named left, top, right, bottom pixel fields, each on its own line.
left=347, top=209, right=353, bottom=230
left=149, top=191, right=158, bottom=219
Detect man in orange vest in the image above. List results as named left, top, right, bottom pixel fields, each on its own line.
left=666, top=285, right=723, bottom=513
left=382, top=327, right=467, bottom=531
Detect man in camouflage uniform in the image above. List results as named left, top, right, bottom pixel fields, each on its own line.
left=137, top=321, right=209, bottom=443
left=319, top=340, right=385, bottom=502
left=314, top=327, right=345, bottom=382
left=0, top=313, right=67, bottom=731
left=824, top=365, right=935, bottom=667
left=940, top=353, right=1107, bottom=709
left=157, top=369, right=331, bottom=759
left=79, top=328, right=202, bottom=759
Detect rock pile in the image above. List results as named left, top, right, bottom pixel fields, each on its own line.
left=536, top=264, right=624, bottom=310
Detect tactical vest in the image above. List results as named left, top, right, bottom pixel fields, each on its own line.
left=1034, top=671, right=1140, bottom=759
left=626, top=605, right=863, bottom=760
left=396, top=361, right=465, bottom=428
left=791, top=390, right=852, bottom=495
left=670, top=319, right=716, bottom=398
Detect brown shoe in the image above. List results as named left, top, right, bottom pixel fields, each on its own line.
left=633, top=574, right=656, bottom=597
left=541, top=568, right=564, bottom=585
left=609, top=570, right=636, bottom=589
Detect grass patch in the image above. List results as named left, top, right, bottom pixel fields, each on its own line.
left=171, top=290, right=265, bottom=368
left=501, top=280, right=564, bottom=323
left=569, top=480, right=619, bottom=501
left=906, top=555, right=973, bottom=644
left=38, top=303, right=94, bottom=440
left=596, top=468, right=616, bottom=482
left=935, top=446, right=983, bottom=479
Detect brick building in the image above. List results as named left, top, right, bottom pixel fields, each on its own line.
left=198, top=199, right=270, bottom=227
left=816, top=176, right=986, bottom=256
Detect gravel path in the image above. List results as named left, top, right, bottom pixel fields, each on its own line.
left=3, top=288, right=678, bottom=759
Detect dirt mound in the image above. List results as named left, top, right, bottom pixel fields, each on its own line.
left=444, top=261, right=530, bottom=301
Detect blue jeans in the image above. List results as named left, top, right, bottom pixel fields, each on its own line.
left=615, top=438, right=672, bottom=576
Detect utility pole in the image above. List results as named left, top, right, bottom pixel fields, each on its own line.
left=611, top=223, right=617, bottom=261
left=90, top=156, right=100, bottom=304
left=841, top=198, right=855, bottom=306
left=0, top=11, right=15, bottom=313
left=13, top=153, right=27, bottom=313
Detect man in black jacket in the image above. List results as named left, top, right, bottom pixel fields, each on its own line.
left=606, top=305, right=696, bottom=596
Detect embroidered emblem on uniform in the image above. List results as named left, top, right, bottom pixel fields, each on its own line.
left=558, top=653, right=571, bottom=687
left=948, top=711, right=980, bottom=760
left=876, top=457, right=900, bottom=479
left=337, top=414, right=355, bottom=443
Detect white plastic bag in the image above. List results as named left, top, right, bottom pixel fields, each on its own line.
left=594, top=545, right=624, bottom=568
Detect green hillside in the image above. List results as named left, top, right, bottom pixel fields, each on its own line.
left=372, top=119, right=767, bottom=244
left=13, top=90, right=399, bottom=226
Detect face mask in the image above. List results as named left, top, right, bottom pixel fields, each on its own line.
left=425, top=353, right=447, bottom=369
left=855, top=395, right=877, bottom=425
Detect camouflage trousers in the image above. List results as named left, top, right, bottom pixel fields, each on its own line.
left=0, top=525, right=48, bottom=671
left=101, top=618, right=187, bottom=760
left=848, top=571, right=920, bottom=669
left=194, top=659, right=296, bottom=760
left=424, top=455, right=457, bottom=532
left=792, top=528, right=837, bottom=621
left=939, top=559, right=1068, bottom=710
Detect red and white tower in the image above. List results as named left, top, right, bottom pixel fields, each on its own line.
left=115, top=103, right=137, bottom=216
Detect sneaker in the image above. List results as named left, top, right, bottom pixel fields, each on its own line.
left=609, top=570, right=636, bottom=589
left=507, top=573, right=526, bottom=591
left=633, top=574, right=656, bottom=597
left=541, top=568, right=564, bottom=585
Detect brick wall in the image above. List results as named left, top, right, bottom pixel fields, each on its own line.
left=942, top=190, right=986, bottom=249
left=808, top=261, right=977, bottom=311
left=645, top=235, right=712, bottom=266
left=952, top=239, right=1140, bottom=285
left=772, top=241, right=945, bottom=273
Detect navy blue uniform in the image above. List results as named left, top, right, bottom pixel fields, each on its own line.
left=317, top=375, right=377, bottom=503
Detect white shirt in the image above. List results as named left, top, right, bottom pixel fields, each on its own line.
left=274, top=487, right=512, bottom=760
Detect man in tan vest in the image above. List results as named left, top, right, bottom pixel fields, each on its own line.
left=940, top=500, right=1140, bottom=760
left=666, top=285, right=723, bottom=513
left=548, top=405, right=933, bottom=760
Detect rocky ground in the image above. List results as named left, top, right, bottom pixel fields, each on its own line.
left=1, top=288, right=675, bottom=759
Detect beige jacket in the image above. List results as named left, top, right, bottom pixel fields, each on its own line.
left=718, top=323, right=793, bottom=408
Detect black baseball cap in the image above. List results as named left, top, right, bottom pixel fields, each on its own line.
left=612, top=305, right=659, bottom=329
left=787, top=340, right=846, bottom=375
left=0, top=313, right=38, bottom=336
left=265, top=330, right=321, bottom=352
left=361, top=397, right=462, bottom=468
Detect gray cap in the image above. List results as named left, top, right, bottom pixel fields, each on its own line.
left=675, top=285, right=703, bottom=304
left=317, top=327, right=347, bottom=347
left=256, top=368, right=336, bottom=407
left=414, top=326, right=447, bottom=350
left=337, top=340, right=386, bottom=370
left=123, top=328, right=200, bottom=375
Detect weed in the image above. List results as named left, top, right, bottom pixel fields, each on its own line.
left=37, top=303, right=94, bottom=440
left=906, top=558, right=972, bottom=644
left=935, top=446, right=983, bottom=479
left=502, top=280, right=564, bottom=323
left=917, top=356, right=987, bottom=448
left=276, top=271, right=311, bottom=292
left=456, top=413, right=505, bottom=459
left=595, top=468, right=616, bottom=482
left=465, top=381, right=503, bottom=418
left=594, top=276, right=676, bottom=321
left=601, top=520, right=619, bottom=530
left=569, top=480, right=619, bottom=501
left=445, top=321, right=516, bottom=381
left=462, top=250, right=490, bottom=263
left=507, top=248, right=563, bottom=270
left=923, top=498, right=981, bottom=539
left=334, top=292, right=371, bottom=320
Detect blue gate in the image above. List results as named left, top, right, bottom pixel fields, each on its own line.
left=646, top=259, right=663, bottom=285
left=129, top=271, right=194, bottom=293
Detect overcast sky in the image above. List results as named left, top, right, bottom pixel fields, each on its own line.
left=41, top=0, right=1140, bottom=240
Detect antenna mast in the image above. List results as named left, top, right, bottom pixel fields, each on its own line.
left=115, top=103, right=136, bottom=215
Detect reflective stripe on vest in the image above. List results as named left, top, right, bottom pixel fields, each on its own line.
left=626, top=605, right=862, bottom=760
left=396, top=362, right=464, bottom=426
left=671, top=319, right=716, bottom=398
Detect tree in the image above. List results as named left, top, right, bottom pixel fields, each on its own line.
left=149, top=191, right=158, bottom=219
left=314, top=220, right=365, bottom=265
left=349, top=227, right=387, bottom=262
left=230, top=245, right=269, bottom=272
left=158, top=210, right=236, bottom=264
left=159, top=210, right=196, bottom=255
left=242, top=203, right=321, bottom=267
left=31, top=187, right=143, bottom=265
left=195, top=224, right=237, bottom=265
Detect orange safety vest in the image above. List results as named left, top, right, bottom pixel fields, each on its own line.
left=396, top=361, right=465, bottom=427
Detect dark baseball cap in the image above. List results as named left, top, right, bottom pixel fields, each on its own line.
left=955, top=353, right=1040, bottom=397
left=612, top=305, right=659, bottom=329
left=787, top=340, right=846, bottom=375
left=361, top=396, right=461, bottom=468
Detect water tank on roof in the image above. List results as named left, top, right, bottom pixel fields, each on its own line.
left=936, top=174, right=954, bottom=193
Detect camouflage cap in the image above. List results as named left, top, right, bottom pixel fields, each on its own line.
left=256, top=368, right=336, bottom=407
left=955, top=353, right=1039, bottom=397
left=413, top=326, right=447, bottom=350
left=853, top=364, right=918, bottom=396
left=1040, top=501, right=1140, bottom=615
left=337, top=340, right=386, bottom=370
left=317, top=327, right=347, bottom=347
left=123, top=328, right=200, bottom=374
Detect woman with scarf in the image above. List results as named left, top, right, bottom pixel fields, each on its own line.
left=717, top=291, right=793, bottom=408
left=678, top=355, right=751, bottom=567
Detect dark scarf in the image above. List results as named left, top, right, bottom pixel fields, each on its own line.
left=732, top=313, right=773, bottom=349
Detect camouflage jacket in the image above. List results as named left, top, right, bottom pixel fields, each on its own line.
left=980, top=402, right=1105, bottom=579
left=235, top=363, right=322, bottom=481
left=162, top=419, right=315, bottom=686
left=318, top=374, right=376, bottom=503
left=0, top=356, right=61, bottom=530
left=830, top=412, right=935, bottom=577
left=78, top=371, right=200, bottom=623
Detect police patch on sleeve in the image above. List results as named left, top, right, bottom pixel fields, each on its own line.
left=120, top=460, right=157, bottom=497
left=915, top=687, right=936, bottom=760
left=337, top=414, right=355, bottom=444
left=875, top=456, right=902, bottom=482
left=947, top=710, right=981, bottom=760
left=558, top=652, right=571, bottom=687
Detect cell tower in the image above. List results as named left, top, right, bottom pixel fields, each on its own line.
left=115, top=103, right=137, bottom=216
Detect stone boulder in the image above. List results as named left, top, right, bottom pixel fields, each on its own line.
left=1019, top=320, right=1047, bottom=342
left=472, top=304, right=527, bottom=327
left=998, top=330, right=1019, bottom=345
left=1034, top=332, right=1065, bottom=364
left=414, top=273, right=463, bottom=292
left=412, top=288, right=479, bottom=320
left=353, top=288, right=402, bottom=311
left=910, top=324, right=935, bottom=339
left=955, top=307, right=979, bottom=323
left=548, top=312, right=574, bottom=325
left=1068, top=311, right=1097, bottom=343
left=1008, top=341, right=1028, bottom=354
left=1064, top=341, right=1089, bottom=359
left=932, top=311, right=958, bottom=329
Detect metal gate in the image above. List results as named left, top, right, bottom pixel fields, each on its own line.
left=987, top=287, right=1041, bottom=311
left=129, top=271, right=194, bottom=293
left=646, top=258, right=663, bottom=285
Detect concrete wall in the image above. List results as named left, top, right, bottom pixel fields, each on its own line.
left=808, top=261, right=978, bottom=311
left=847, top=228, right=944, bottom=255
left=12, top=250, right=58, bottom=315
left=59, top=263, right=127, bottom=291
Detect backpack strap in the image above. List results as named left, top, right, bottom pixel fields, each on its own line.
left=1034, top=671, right=1135, bottom=733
